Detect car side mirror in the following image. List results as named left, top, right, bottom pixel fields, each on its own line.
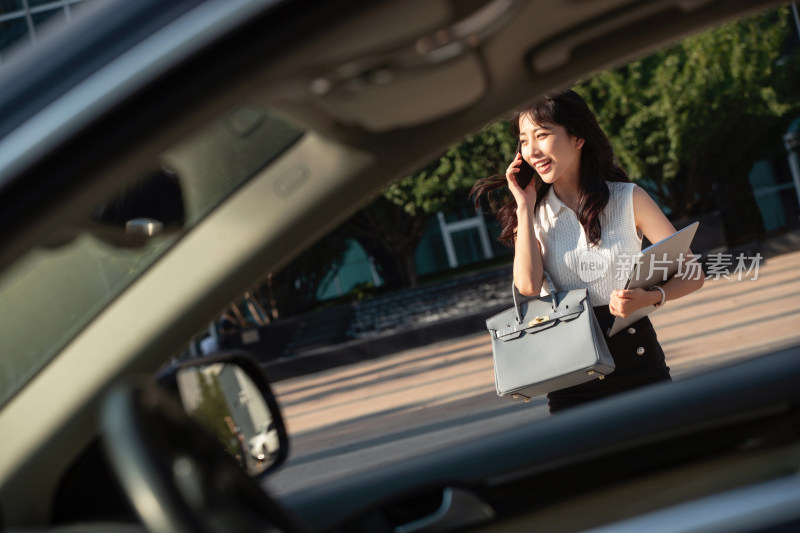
left=172, top=351, right=289, bottom=478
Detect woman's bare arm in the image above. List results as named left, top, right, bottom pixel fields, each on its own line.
left=507, top=152, right=544, bottom=296
left=609, top=185, right=704, bottom=318
left=514, top=204, right=545, bottom=296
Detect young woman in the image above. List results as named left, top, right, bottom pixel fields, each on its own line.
left=473, top=89, right=704, bottom=413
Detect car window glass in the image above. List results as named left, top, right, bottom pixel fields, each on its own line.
left=0, top=106, right=304, bottom=408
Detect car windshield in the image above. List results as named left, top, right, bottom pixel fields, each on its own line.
left=0, top=106, right=304, bottom=407
left=254, top=7, right=800, bottom=496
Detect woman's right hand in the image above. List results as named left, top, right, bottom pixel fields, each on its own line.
left=506, top=153, right=537, bottom=209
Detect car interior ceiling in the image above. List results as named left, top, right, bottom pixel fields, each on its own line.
left=0, top=0, right=794, bottom=530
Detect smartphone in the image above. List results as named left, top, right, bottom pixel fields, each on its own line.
left=515, top=141, right=535, bottom=190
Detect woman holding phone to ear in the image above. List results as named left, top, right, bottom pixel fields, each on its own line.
left=472, top=89, right=703, bottom=413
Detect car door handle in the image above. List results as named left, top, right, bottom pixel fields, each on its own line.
left=394, top=487, right=495, bottom=533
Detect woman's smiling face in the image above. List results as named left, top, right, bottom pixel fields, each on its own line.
left=518, top=114, right=584, bottom=187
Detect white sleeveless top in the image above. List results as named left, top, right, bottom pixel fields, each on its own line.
left=533, top=181, right=642, bottom=306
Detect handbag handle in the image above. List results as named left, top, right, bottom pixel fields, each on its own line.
left=512, top=270, right=558, bottom=324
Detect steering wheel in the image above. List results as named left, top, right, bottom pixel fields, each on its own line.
left=100, top=381, right=308, bottom=533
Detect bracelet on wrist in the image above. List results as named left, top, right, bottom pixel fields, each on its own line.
left=649, top=286, right=666, bottom=308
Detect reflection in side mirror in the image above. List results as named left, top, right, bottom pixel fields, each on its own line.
left=174, top=354, right=288, bottom=477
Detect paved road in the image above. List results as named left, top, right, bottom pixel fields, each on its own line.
left=265, top=249, right=800, bottom=496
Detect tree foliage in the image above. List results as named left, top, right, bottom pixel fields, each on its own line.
left=578, top=7, right=800, bottom=241
left=345, top=121, right=517, bottom=288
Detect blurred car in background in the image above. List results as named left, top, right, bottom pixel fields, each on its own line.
left=250, top=420, right=280, bottom=462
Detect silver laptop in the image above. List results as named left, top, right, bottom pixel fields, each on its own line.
left=608, top=221, right=700, bottom=336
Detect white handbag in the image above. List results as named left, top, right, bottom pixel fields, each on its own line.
left=486, top=274, right=615, bottom=400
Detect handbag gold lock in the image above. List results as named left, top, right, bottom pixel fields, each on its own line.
left=529, top=315, right=548, bottom=327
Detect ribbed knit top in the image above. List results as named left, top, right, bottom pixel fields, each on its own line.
left=533, top=181, right=642, bottom=306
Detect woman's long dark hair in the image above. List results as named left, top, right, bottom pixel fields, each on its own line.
left=471, top=89, right=628, bottom=247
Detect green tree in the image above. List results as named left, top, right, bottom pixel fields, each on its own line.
left=578, top=7, right=800, bottom=243
left=345, top=121, right=517, bottom=288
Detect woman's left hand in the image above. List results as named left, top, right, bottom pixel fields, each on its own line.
left=609, top=288, right=660, bottom=318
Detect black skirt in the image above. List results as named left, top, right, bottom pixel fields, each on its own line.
left=546, top=305, right=671, bottom=414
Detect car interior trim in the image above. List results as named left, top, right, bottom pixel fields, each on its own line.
left=0, top=132, right=373, bottom=524
left=583, top=475, right=800, bottom=533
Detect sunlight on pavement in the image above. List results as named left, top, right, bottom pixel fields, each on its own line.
left=266, top=249, right=800, bottom=495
